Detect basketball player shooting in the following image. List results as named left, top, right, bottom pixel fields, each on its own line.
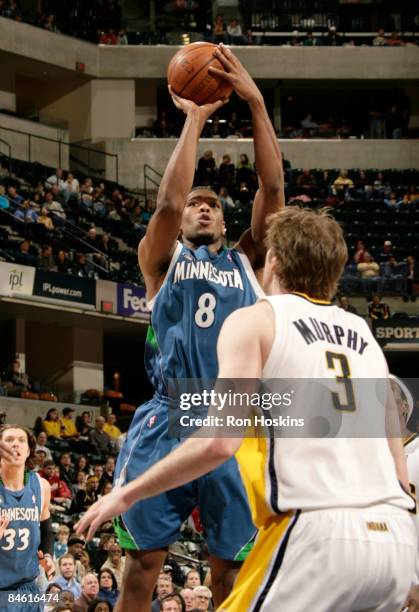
left=77, top=44, right=284, bottom=612
left=77, top=207, right=415, bottom=611
left=0, top=425, right=55, bottom=612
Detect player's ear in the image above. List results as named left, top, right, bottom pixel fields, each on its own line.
left=222, top=223, right=226, bottom=235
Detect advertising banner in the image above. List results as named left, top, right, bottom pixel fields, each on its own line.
left=0, top=262, right=35, bottom=297
left=373, top=318, right=419, bottom=343
left=117, top=283, right=149, bottom=319
left=33, top=270, right=96, bottom=307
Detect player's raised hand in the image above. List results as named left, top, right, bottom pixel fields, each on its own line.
left=0, top=516, right=9, bottom=539
left=74, top=488, right=129, bottom=542
left=209, top=43, right=262, bottom=105
left=169, top=85, right=227, bottom=122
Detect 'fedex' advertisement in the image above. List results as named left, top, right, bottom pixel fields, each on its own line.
left=117, top=283, right=149, bottom=319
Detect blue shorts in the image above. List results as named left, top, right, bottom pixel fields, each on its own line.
left=0, top=579, right=42, bottom=612
left=114, top=393, right=256, bottom=560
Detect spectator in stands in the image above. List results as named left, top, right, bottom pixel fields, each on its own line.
left=89, top=416, right=114, bottom=455
left=118, top=29, right=128, bottom=44
left=300, top=113, right=319, bottom=131
left=324, top=26, right=341, bottom=46
left=212, top=14, right=227, bottom=44
left=184, top=570, right=201, bottom=589
left=1, top=357, right=31, bottom=397
left=75, top=253, right=94, bottom=277
left=58, top=452, right=75, bottom=488
left=38, top=207, right=55, bottom=232
left=235, top=181, right=252, bottom=208
left=387, top=32, right=405, bottom=47
left=38, top=245, right=55, bottom=271
left=402, top=186, right=419, bottom=209
left=369, top=108, right=386, bottom=139
left=296, top=169, right=317, bottom=190
left=33, top=449, right=47, bottom=472
left=387, top=106, right=405, bottom=139
left=99, top=456, right=115, bottom=487
left=58, top=590, right=75, bottom=609
left=71, top=475, right=100, bottom=514
left=55, top=554, right=82, bottom=599
left=40, top=460, right=72, bottom=505
left=63, top=173, right=80, bottom=203
left=372, top=29, right=387, bottom=46
left=236, top=153, right=253, bottom=183
left=332, top=169, right=354, bottom=196
left=76, top=412, right=93, bottom=438
left=142, top=198, right=155, bottom=223
left=218, top=154, right=235, bottom=184
left=14, top=198, right=39, bottom=228
left=45, top=191, right=66, bottom=223
left=288, top=31, right=301, bottom=47
left=93, top=464, right=104, bottom=482
left=7, top=185, right=24, bottom=210
left=74, top=470, right=88, bottom=493
left=218, top=187, right=235, bottom=212
left=303, top=31, right=322, bottom=46
left=101, top=543, right=125, bottom=590
left=74, top=573, right=100, bottom=612
left=100, top=29, right=118, bottom=45
left=56, top=250, right=72, bottom=274
left=354, top=240, right=366, bottom=264
left=54, top=524, right=70, bottom=560
left=377, top=239, right=394, bottom=263
left=43, top=408, right=62, bottom=439
left=197, top=150, right=217, bottom=184
left=45, top=168, right=65, bottom=191
left=152, top=573, right=174, bottom=612
left=384, top=191, right=399, bottom=209
left=193, top=586, right=212, bottom=611
left=382, top=255, right=406, bottom=293
left=98, top=568, right=119, bottom=607
left=35, top=431, right=53, bottom=460
left=227, top=18, right=245, bottom=44
left=368, top=295, right=390, bottom=320
left=160, top=595, right=182, bottom=611
left=0, top=185, right=9, bottom=209
left=357, top=252, right=383, bottom=293
left=180, top=588, right=196, bottom=611
left=405, top=255, right=419, bottom=301
left=103, top=414, right=122, bottom=441
left=338, top=295, right=358, bottom=315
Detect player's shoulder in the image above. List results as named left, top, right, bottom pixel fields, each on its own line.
left=223, top=300, right=274, bottom=339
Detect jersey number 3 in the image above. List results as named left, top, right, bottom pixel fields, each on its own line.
left=195, top=293, right=216, bottom=329
left=326, top=351, right=356, bottom=412
left=1, top=528, right=30, bottom=551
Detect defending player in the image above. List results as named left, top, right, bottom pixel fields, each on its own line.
left=91, top=45, right=282, bottom=612
left=0, top=425, right=55, bottom=612
left=77, top=207, right=415, bottom=611
left=390, top=375, right=419, bottom=612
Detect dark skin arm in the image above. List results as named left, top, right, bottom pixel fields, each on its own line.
left=209, top=44, right=285, bottom=268
left=138, top=91, right=226, bottom=299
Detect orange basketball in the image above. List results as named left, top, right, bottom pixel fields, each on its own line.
left=167, top=42, right=233, bottom=105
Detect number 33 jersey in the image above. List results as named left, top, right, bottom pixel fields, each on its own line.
left=145, top=241, right=263, bottom=395
left=0, top=471, right=42, bottom=588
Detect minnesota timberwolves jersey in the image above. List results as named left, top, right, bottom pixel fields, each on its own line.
left=0, top=471, right=42, bottom=588
left=145, top=241, right=263, bottom=395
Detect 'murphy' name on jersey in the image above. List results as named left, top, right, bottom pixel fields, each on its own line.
left=293, top=317, right=369, bottom=355
left=0, top=507, right=39, bottom=521
left=173, top=261, right=244, bottom=290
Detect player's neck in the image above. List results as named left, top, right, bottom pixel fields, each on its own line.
left=184, top=238, right=223, bottom=253
left=0, top=463, right=25, bottom=491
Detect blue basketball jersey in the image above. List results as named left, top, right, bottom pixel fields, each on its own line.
left=0, top=471, right=42, bottom=588
left=145, top=241, right=263, bottom=394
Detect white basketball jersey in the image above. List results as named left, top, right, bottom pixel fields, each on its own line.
left=405, top=434, right=419, bottom=583
left=258, top=293, right=413, bottom=513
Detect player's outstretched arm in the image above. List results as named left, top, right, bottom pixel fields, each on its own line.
left=75, top=304, right=270, bottom=542
left=139, top=91, right=226, bottom=285
left=209, top=44, right=284, bottom=265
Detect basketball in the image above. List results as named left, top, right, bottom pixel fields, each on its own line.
left=167, top=42, right=234, bottom=105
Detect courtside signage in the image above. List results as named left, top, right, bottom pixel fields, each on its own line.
left=373, top=318, right=419, bottom=343
left=117, top=283, right=149, bottom=318
left=33, top=270, right=96, bottom=307
left=0, top=262, right=35, bottom=297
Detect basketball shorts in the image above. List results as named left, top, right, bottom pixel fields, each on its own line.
left=113, top=393, right=256, bottom=559
left=0, top=579, right=42, bottom=612
left=220, top=505, right=416, bottom=611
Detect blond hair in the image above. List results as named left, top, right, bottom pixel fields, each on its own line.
left=265, top=207, right=347, bottom=300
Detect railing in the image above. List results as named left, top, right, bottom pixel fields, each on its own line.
left=0, top=125, right=119, bottom=183
left=144, top=163, right=162, bottom=200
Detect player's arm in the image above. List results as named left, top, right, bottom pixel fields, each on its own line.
left=74, top=304, right=271, bottom=541
left=38, top=477, right=55, bottom=579
left=385, top=378, right=410, bottom=492
left=138, top=92, right=226, bottom=284
left=209, top=45, right=284, bottom=266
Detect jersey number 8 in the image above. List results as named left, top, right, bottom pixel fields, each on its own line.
left=195, top=293, right=217, bottom=329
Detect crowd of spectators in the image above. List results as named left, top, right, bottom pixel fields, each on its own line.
left=0, top=156, right=418, bottom=300
left=19, top=405, right=213, bottom=611
left=1, top=0, right=418, bottom=48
